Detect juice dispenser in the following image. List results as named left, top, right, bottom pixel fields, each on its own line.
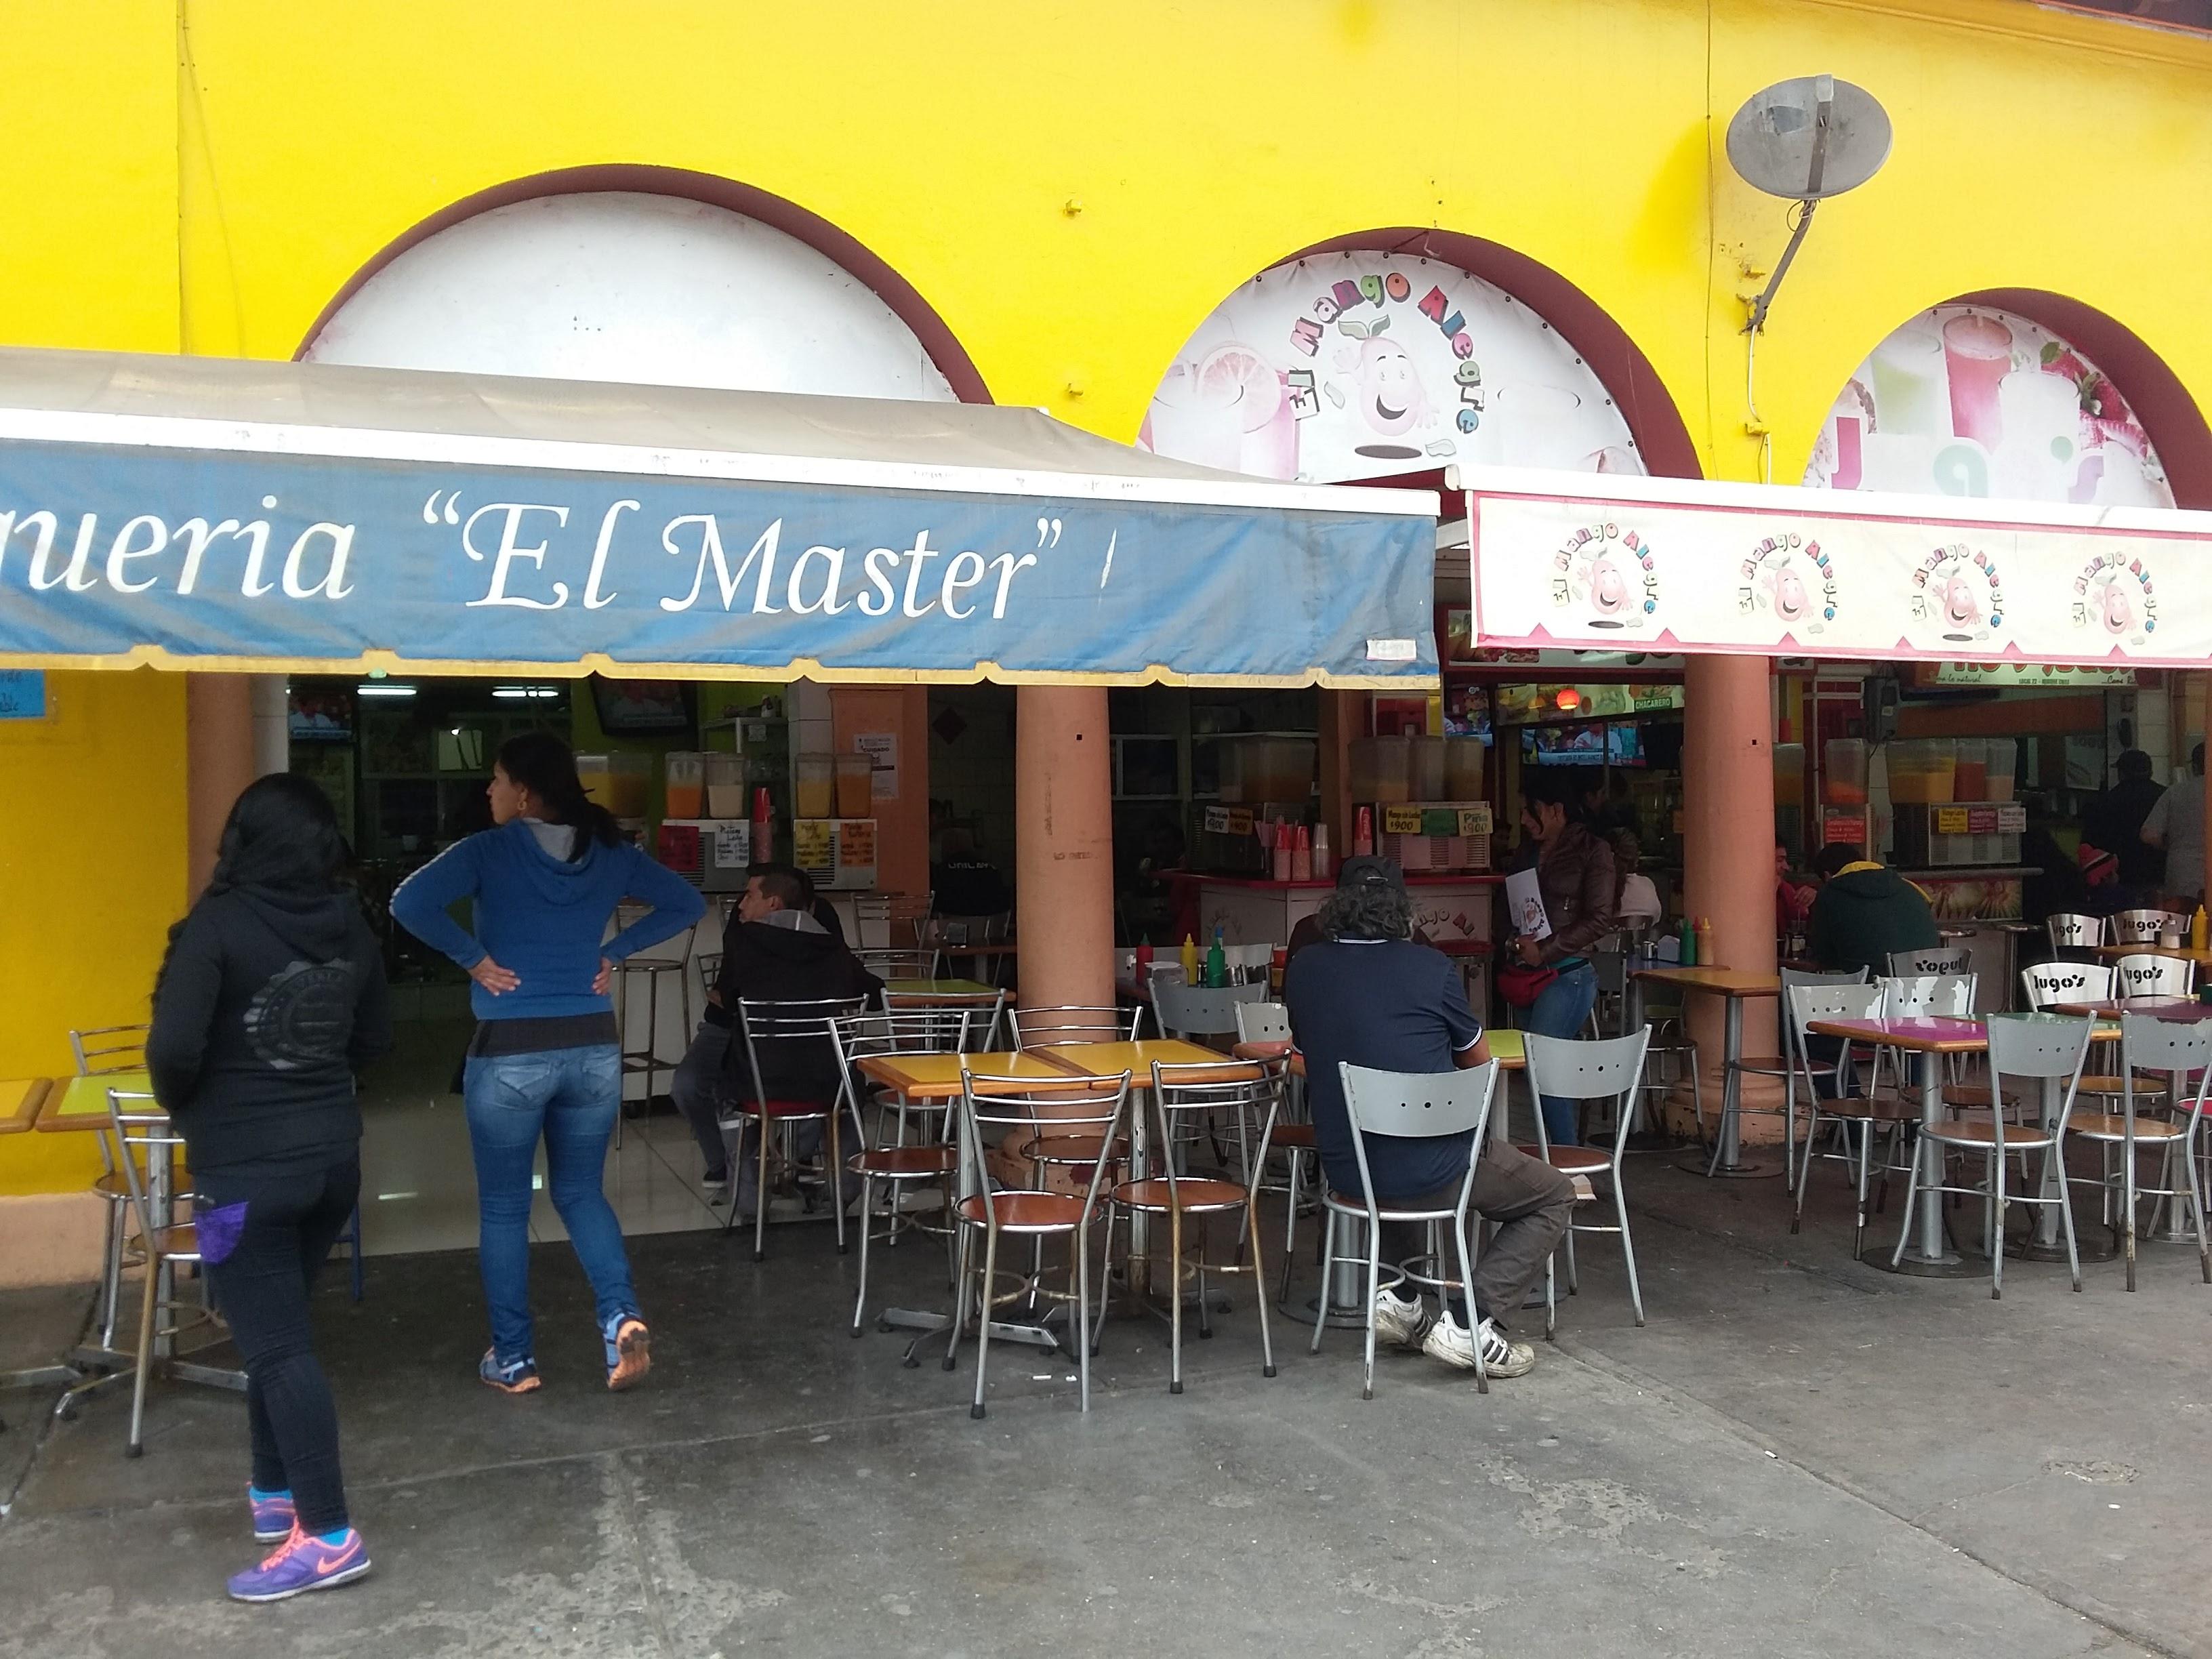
left=795, top=754, right=836, bottom=820
left=663, top=752, right=705, bottom=819
left=835, top=752, right=874, bottom=818
left=705, top=752, right=748, bottom=819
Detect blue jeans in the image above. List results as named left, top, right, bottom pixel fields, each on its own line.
left=1525, top=960, right=1599, bottom=1147
left=463, top=1044, right=638, bottom=1362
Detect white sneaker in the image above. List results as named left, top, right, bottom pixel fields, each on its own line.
left=1422, top=1313, right=1536, bottom=1378
left=1370, top=1288, right=1427, bottom=1348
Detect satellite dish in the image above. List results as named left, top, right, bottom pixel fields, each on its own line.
left=1727, top=75, right=1892, bottom=201
left=1726, top=75, right=1893, bottom=332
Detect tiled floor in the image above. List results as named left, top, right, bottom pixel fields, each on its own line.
left=356, top=1016, right=726, bottom=1258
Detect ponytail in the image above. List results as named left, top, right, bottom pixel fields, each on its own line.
left=495, top=731, right=621, bottom=859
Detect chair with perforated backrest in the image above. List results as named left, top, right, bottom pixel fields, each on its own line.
left=104, top=1089, right=220, bottom=1458
left=1710, top=966, right=1866, bottom=1186
left=1312, top=1061, right=1501, bottom=1400
left=1892, top=1013, right=2093, bottom=1297
left=1786, top=982, right=1913, bottom=1259
left=831, top=1008, right=976, bottom=1338
left=1233, top=1000, right=1314, bottom=1306
left=2047, top=912, right=2104, bottom=953
left=2112, top=952, right=2195, bottom=999
left=1887, top=944, right=1971, bottom=979
left=947, top=1068, right=1131, bottom=1417
left=2066, top=1013, right=2212, bottom=1292
left=1012, top=1004, right=1144, bottom=1048
left=2110, top=908, right=2188, bottom=946
left=729, top=996, right=873, bottom=1260
left=1150, top=977, right=1267, bottom=1044
left=1879, top=974, right=1976, bottom=1019
left=1108, top=1055, right=1287, bottom=1395
left=1521, top=1029, right=1652, bottom=1332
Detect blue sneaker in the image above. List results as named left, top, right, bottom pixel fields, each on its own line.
left=249, top=1485, right=295, bottom=1544
left=478, top=1349, right=541, bottom=1395
left=602, top=1313, right=651, bottom=1391
left=226, top=1525, right=371, bottom=1602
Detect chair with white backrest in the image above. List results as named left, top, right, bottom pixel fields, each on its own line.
left=2110, top=908, right=2188, bottom=946
left=831, top=1006, right=977, bottom=1338
left=2020, top=960, right=2163, bottom=1113
left=1877, top=972, right=2004, bottom=1120
left=1311, top=1060, right=1501, bottom=1399
left=1151, top=977, right=1267, bottom=1042
left=1788, top=982, right=1915, bottom=1259
left=2046, top=912, right=2104, bottom=954
left=1711, top=966, right=1865, bottom=1186
left=1886, top=944, right=1971, bottom=979
left=2112, top=951, right=2194, bottom=1000
left=1232, top=1000, right=1315, bottom=1307
left=1520, top=1029, right=1652, bottom=1332
left=1892, top=1012, right=2093, bottom=1296
left=1012, top=1004, right=1144, bottom=1048
left=2065, top=1013, right=2212, bottom=1292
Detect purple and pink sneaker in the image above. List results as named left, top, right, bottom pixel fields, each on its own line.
left=249, top=1486, right=295, bottom=1544
left=226, top=1525, right=372, bottom=1603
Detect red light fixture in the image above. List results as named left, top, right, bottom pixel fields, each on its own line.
left=1555, top=687, right=1582, bottom=712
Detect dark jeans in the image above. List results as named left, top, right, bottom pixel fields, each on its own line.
left=1376, top=1142, right=1576, bottom=1328
left=197, top=1155, right=360, bottom=1536
left=463, top=1045, right=637, bottom=1361
left=671, top=1023, right=737, bottom=1174
left=1525, top=961, right=1600, bottom=1145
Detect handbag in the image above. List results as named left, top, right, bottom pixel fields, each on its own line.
left=1495, top=960, right=1558, bottom=1008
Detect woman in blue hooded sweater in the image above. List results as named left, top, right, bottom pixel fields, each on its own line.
left=392, top=731, right=703, bottom=1395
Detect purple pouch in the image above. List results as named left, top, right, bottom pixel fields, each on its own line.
left=194, top=1200, right=249, bottom=1265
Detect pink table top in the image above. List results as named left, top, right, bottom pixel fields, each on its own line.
left=1804, top=1015, right=1988, bottom=1053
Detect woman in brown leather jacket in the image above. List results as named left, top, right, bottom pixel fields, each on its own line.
left=1510, top=770, right=1618, bottom=1145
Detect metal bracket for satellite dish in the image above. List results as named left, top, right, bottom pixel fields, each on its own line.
left=1727, top=73, right=1891, bottom=335
left=1743, top=76, right=1832, bottom=335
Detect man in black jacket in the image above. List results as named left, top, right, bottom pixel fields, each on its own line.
left=670, top=864, right=880, bottom=1213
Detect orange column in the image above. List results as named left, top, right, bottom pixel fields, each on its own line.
left=185, top=674, right=256, bottom=897
left=830, top=684, right=930, bottom=897
left=1681, top=655, right=1778, bottom=1107
left=1014, top=685, right=1114, bottom=1008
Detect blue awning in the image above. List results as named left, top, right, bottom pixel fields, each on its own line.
left=0, top=349, right=1437, bottom=687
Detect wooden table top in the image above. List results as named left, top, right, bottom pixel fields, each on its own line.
left=1629, top=967, right=1780, bottom=998
left=37, top=1070, right=154, bottom=1130
left=1, top=1078, right=50, bottom=1135
left=2094, top=943, right=2212, bottom=966
left=2051, top=996, right=2212, bottom=1021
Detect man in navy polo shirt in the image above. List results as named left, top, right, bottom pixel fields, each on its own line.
left=1285, top=858, right=1574, bottom=1378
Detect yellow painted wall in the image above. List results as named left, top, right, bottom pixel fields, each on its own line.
left=6, top=0, right=2212, bottom=1200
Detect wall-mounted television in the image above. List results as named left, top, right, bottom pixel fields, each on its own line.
left=589, top=676, right=695, bottom=736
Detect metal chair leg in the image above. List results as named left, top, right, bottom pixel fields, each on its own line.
left=1309, top=1210, right=1336, bottom=1357
left=1360, top=1228, right=1381, bottom=1402
left=1989, top=1147, right=2005, bottom=1300
left=1250, top=1205, right=1276, bottom=1380
left=1168, top=1204, right=1185, bottom=1395
left=851, top=1172, right=874, bottom=1337
left=1613, top=1171, right=1644, bottom=1327
left=970, top=1226, right=1001, bottom=1418
left=753, top=1116, right=772, bottom=1263
left=943, top=1227, right=972, bottom=1372
left=1076, top=1219, right=1092, bottom=1414
left=125, top=1254, right=158, bottom=1458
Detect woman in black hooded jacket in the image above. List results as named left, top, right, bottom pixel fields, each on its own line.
left=146, top=773, right=390, bottom=1603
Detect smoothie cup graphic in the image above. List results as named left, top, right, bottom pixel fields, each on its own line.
left=1942, top=314, right=2013, bottom=447
left=1870, top=327, right=1948, bottom=436
left=1991, top=369, right=2078, bottom=501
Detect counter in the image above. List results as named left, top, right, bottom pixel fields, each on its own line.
left=1191, top=874, right=1501, bottom=1004
left=1901, top=867, right=2034, bottom=1015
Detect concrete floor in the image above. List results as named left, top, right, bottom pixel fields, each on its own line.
left=1, top=1153, right=2205, bottom=1658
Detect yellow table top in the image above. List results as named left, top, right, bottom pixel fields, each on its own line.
left=1, top=1078, right=50, bottom=1134
left=885, top=979, right=1003, bottom=998
left=39, top=1070, right=154, bottom=1130
left=2094, top=943, right=2212, bottom=966
left=855, top=1050, right=1061, bottom=1100
left=1036, top=1039, right=1245, bottom=1080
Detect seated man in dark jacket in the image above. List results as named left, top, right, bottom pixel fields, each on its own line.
left=1805, top=842, right=1940, bottom=979
left=670, top=863, right=880, bottom=1214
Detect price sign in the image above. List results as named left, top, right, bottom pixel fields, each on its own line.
left=1935, top=806, right=1970, bottom=834
left=1202, top=806, right=1256, bottom=837
left=712, top=822, right=750, bottom=866
left=837, top=819, right=876, bottom=867
left=792, top=819, right=834, bottom=870
left=1382, top=805, right=1424, bottom=836
left=1457, top=804, right=1494, bottom=838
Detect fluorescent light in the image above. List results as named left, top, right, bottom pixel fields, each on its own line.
left=357, top=683, right=417, bottom=698
left=491, top=685, right=560, bottom=700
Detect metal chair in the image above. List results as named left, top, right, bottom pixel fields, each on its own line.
left=1521, top=1029, right=1652, bottom=1332
left=2047, top=912, right=2105, bottom=953
left=1150, top=977, right=1267, bottom=1042
left=1232, top=1001, right=1315, bottom=1307
left=1880, top=972, right=2010, bottom=1121
left=1107, top=1057, right=1285, bottom=1393
left=947, top=1068, right=1132, bottom=1417
left=2110, top=908, right=2188, bottom=946
left=1887, top=944, right=1971, bottom=978
left=1891, top=1013, right=2093, bottom=1297
left=882, top=985, right=1007, bottom=1050
left=2022, top=961, right=2115, bottom=1010
left=1012, top=1004, right=1143, bottom=1048
left=727, top=996, right=872, bottom=1260
left=855, top=947, right=943, bottom=981
left=1587, top=949, right=1631, bottom=1039
left=1709, top=966, right=1865, bottom=1185
left=2112, top=951, right=2195, bottom=999
left=104, top=1090, right=228, bottom=1458
left=1787, top=982, right=1914, bottom=1258
left=68, top=1025, right=152, bottom=1353
left=2065, top=1014, right=2212, bottom=1292
left=1311, top=1060, right=1502, bottom=1399
left=853, top=891, right=935, bottom=951
left=832, top=1008, right=977, bottom=1338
